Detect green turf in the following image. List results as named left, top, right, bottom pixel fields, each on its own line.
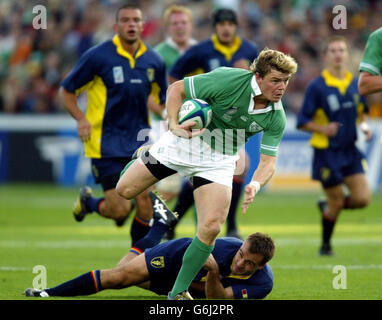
left=1, top=183, right=381, bottom=300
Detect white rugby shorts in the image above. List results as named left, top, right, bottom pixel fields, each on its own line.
left=148, top=131, right=239, bottom=188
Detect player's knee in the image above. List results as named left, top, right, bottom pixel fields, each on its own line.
left=116, top=180, right=135, bottom=200
left=352, top=194, right=370, bottom=208
left=200, top=218, right=222, bottom=240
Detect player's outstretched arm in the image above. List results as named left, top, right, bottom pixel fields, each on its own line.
left=242, top=154, right=276, bottom=214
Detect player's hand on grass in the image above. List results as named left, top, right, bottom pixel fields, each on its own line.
left=242, top=183, right=257, bottom=214
left=170, top=121, right=206, bottom=139
left=77, top=117, right=92, bottom=143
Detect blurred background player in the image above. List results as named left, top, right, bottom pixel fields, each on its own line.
left=149, top=4, right=197, bottom=202
left=297, top=36, right=372, bottom=256
left=61, top=4, right=167, bottom=246
left=167, top=8, right=258, bottom=240
left=26, top=232, right=275, bottom=300
left=358, top=26, right=382, bottom=96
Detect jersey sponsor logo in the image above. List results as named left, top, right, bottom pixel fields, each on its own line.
left=130, top=79, right=143, bottom=84
left=150, top=256, right=165, bottom=268
left=113, top=66, right=124, bottom=84
left=208, top=58, right=220, bottom=70
left=249, top=121, right=263, bottom=132
left=327, top=94, right=340, bottom=112
left=222, top=107, right=238, bottom=121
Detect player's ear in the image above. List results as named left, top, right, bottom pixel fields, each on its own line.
left=255, top=72, right=262, bottom=83
left=113, top=23, right=118, bottom=33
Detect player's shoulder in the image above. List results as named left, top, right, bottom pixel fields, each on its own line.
left=240, top=38, right=258, bottom=50
left=192, top=38, right=214, bottom=52
left=368, top=26, right=382, bottom=41
left=144, top=44, right=166, bottom=65
left=216, top=237, right=243, bottom=248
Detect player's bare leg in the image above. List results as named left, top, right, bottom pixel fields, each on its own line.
left=194, top=182, right=232, bottom=245
left=343, top=173, right=370, bottom=209
left=168, top=182, right=231, bottom=299
left=116, top=158, right=159, bottom=200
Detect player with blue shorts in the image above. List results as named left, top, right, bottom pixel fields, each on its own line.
left=297, top=36, right=372, bottom=256
left=61, top=4, right=167, bottom=244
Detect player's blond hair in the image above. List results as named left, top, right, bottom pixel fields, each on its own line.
left=163, top=4, right=193, bottom=25
left=250, top=48, right=298, bottom=77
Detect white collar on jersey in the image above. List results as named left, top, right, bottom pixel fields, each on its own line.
left=165, top=37, right=197, bottom=54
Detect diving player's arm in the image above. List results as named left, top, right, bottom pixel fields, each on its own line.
left=242, top=154, right=276, bottom=214
left=60, top=87, right=91, bottom=143
left=358, top=71, right=382, bottom=96
left=203, top=254, right=234, bottom=299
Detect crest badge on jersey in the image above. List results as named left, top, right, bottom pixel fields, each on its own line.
left=150, top=256, right=165, bottom=268
left=147, top=68, right=155, bottom=82
left=113, top=66, right=124, bottom=84
left=249, top=121, right=263, bottom=132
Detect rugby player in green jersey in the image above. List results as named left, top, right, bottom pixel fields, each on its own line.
left=358, top=27, right=382, bottom=96
left=116, top=48, right=297, bottom=299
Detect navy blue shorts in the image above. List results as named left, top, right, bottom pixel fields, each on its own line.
left=312, top=146, right=366, bottom=188
left=144, top=238, right=192, bottom=295
left=91, top=157, right=132, bottom=191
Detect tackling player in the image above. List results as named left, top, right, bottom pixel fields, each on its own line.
left=25, top=228, right=275, bottom=300
left=297, top=36, right=371, bottom=256
left=116, top=48, right=297, bottom=299
left=61, top=4, right=167, bottom=245
left=168, top=8, right=259, bottom=239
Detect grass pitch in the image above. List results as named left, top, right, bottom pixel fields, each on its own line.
left=1, top=183, right=381, bottom=300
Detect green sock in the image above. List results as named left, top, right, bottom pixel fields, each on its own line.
left=169, top=236, right=214, bottom=298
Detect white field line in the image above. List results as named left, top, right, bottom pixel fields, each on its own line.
left=1, top=238, right=382, bottom=249
left=2, top=264, right=382, bottom=272
left=273, top=264, right=382, bottom=270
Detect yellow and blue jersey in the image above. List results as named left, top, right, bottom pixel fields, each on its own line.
left=61, top=35, right=167, bottom=159
left=169, top=34, right=258, bottom=79
left=297, top=69, right=368, bottom=150
left=145, top=237, right=273, bottom=299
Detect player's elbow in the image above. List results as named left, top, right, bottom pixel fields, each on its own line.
left=358, top=72, right=373, bottom=96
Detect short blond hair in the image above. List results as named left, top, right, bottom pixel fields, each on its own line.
left=163, top=4, right=193, bottom=25
left=250, top=48, right=298, bottom=77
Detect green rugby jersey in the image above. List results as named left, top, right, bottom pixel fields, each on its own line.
left=359, top=27, right=382, bottom=76
left=184, top=67, right=286, bottom=156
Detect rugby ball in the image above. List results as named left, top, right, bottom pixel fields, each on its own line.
left=178, top=99, right=212, bottom=129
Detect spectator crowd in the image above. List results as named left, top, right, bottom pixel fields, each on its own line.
left=1, top=0, right=381, bottom=116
